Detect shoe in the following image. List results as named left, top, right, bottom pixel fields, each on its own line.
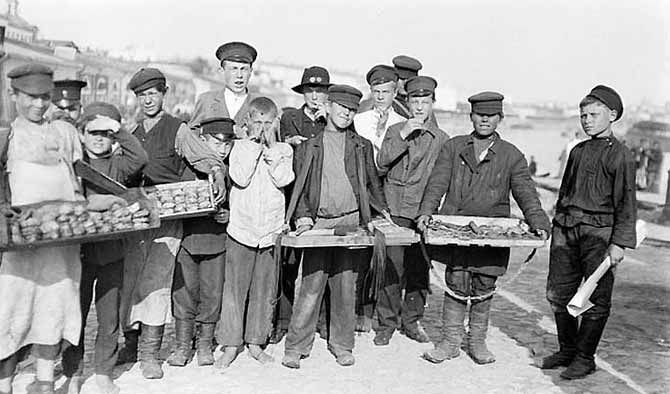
left=421, top=295, right=466, bottom=364
left=403, top=322, right=430, bottom=343
left=335, top=352, right=355, bottom=367
left=560, top=355, right=596, bottom=380
left=248, top=345, right=274, bottom=365
left=541, top=312, right=578, bottom=369
left=94, top=375, right=120, bottom=394
left=281, top=353, right=302, bottom=369
left=138, top=324, right=165, bottom=379
left=167, top=319, right=194, bottom=367
left=373, top=330, right=393, bottom=346
left=116, top=329, right=140, bottom=365
left=560, top=315, right=607, bottom=380
left=269, top=328, right=287, bottom=344
left=466, top=298, right=495, bottom=364
left=214, top=346, right=243, bottom=370
left=196, top=323, right=216, bottom=366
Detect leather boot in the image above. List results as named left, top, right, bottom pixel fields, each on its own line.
left=561, top=316, right=608, bottom=380
left=196, top=323, right=216, bottom=366
left=422, top=295, right=466, bottom=363
left=466, top=298, right=496, bottom=364
left=541, top=312, right=578, bottom=369
left=167, top=319, right=194, bottom=367
left=116, top=329, right=140, bottom=365
left=138, top=324, right=165, bottom=379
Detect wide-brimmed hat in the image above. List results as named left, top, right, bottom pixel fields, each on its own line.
left=292, top=66, right=332, bottom=94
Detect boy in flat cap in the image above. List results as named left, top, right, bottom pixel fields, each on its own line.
left=417, top=91, right=550, bottom=365
left=190, top=41, right=258, bottom=137
left=215, top=97, right=294, bottom=369
left=354, top=65, right=406, bottom=165
left=543, top=85, right=636, bottom=380
left=359, top=55, right=422, bottom=119
left=0, top=63, right=84, bottom=394
left=62, top=102, right=148, bottom=394
left=167, top=117, right=235, bottom=368
left=375, top=76, right=449, bottom=346
left=273, top=66, right=332, bottom=344
left=49, top=79, right=87, bottom=125
left=282, top=85, right=389, bottom=369
left=118, top=67, right=227, bottom=380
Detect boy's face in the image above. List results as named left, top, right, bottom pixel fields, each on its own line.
left=136, top=87, right=165, bottom=117
left=202, top=133, right=233, bottom=159
left=302, top=86, right=328, bottom=111
left=84, top=130, right=113, bottom=155
left=408, top=95, right=434, bottom=122
left=580, top=102, right=614, bottom=137
left=470, top=112, right=501, bottom=136
left=248, top=111, right=277, bottom=141
left=327, top=101, right=356, bottom=129
left=371, top=81, right=397, bottom=112
left=222, top=60, right=252, bottom=94
left=12, top=90, right=51, bottom=122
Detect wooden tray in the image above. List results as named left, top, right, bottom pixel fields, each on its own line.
left=0, top=194, right=160, bottom=252
left=281, top=224, right=419, bottom=248
left=425, top=215, right=546, bottom=248
left=143, top=179, right=216, bottom=220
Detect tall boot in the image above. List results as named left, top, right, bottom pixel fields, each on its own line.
left=138, top=324, right=165, bottom=379
left=422, top=295, right=466, bottom=363
left=116, top=329, right=140, bottom=365
left=541, top=312, right=578, bottom=369
left=167, top=320, right=194, bottom=367
left=561, top=316, right=608, bottom=380
left=196, top=323, right=216, bottom=366
left=466, top=298, right=496, bottom=365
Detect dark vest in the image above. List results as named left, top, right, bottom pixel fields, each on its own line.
left=135, top=114, right=186, bottom=186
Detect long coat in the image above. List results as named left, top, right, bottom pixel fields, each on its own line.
left=418, top=132, right=551, bottom=276
left=293, top=128, right=388, bottom=225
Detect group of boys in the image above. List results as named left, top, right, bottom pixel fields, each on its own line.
left=0, top=38, right=636, bottom=394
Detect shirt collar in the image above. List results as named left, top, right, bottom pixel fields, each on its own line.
left=467, top=131, right=500, bottom=153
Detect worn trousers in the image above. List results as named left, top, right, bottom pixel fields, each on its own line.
left=171, top=246, right=225, bottom=324
left=285, top=247, right=361, bottom=356
left=547, top=223, right=614, bottom=317
left=62, top=258, right=123, bottom=377
left=376, top=217, right=429, bottom=331
left=217, top=236, right=278, bottom=346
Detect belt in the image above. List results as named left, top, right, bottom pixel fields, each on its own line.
left=316, top=209, right=359, bottom=220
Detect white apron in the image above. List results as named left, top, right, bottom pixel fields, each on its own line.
left=0, top=157, right=82, bottom=359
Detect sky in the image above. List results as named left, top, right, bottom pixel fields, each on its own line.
left=16, top=0, right=670, bottom=107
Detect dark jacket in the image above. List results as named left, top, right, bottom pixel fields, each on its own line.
left=279, top=105, right=327, bottom=141
left=133, top=113, right=186, bottom=186
left=554, top=136, right=637, bottom=249
left=377, top=116, right=449, bottom=220
left=82, top=128, right=149, bottom=265
left=293, top=128, right=388, bottom=224
left=419, top=132, right=550, bottom=276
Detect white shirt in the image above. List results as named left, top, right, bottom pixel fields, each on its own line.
left=224, top=88, right=248, bottom=119
left=227, top=140, right=295, bottom=248
left=354, top=108, right=405, bottom=164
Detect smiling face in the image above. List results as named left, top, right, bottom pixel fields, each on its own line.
left=13, top=90, right=51, bottom=122
left=84, top=130, right=113, bottom=156
left=371, top=81, right=397, bottom=111
left=580, top=101, right=614, bottom=137
left=327, top=101, right=356, bottom=129
left=136, top=86, right=165, bottom=117
left=470, top=112, right=502, bottom=136
left=302, top=86, right=328, bottom=111
left=222, top=60, right=252, bottom=94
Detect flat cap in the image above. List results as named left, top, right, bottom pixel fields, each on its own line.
left=82, top=102, right=122, bottom=123
left=328, top=84, right=363, bottom=111
left=52, top=79, right=87, bottom=107
left=8, top=63, right=54, bottom=95
left=392, top=55, right=422, bottom=79
left=366, top=64, right=399, bottom=86
left=468, top=91, right=504, bottom=116
left=127, top=68, right=166, bottom=93
left=200, top=117, right=236, bottom=139
left=292, top=66, right=331, bottom=93
left=586, top=85, right=623, bottom=121
left=216, top=41, right=257, bottom=65
left=406, top=76, right=438, bottom=97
